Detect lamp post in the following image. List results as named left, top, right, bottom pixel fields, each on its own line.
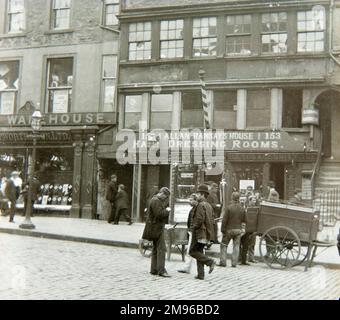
left=19, top=108, right=43, bottom=230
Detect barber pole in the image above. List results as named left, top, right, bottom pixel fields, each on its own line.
left=198, top=68, right=211, bottom=130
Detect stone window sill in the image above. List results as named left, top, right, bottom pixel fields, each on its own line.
left=0, top=32, right=27, bottom=39
left=44, top=29, right=75, bottom=35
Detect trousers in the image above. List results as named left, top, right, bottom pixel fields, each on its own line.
left=114, top=208, right=131, bottom=224
left=151, top=230, right=166, bottom=274
left=220, top=229, right=242, bottom=267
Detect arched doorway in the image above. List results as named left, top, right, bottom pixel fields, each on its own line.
left=315, top=90, right=340, bottom=159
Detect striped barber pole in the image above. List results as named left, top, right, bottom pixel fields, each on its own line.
left=199, top=68, right=211, bottom=129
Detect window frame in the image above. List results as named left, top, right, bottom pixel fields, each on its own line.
left=6, top=0, right=26, bottom=33
left=297, top=8, right=325, bottom=53
left=51, top=0, right=72, bottom=30
left=0, top=60, right=20, bottom=115
left=45, top=56, right=74, bottom=113
left=159, top=19, right=184, bottom=60
left=192, top=16, right=217, bottom=58
left=261, top=12, right=288, bottom=54
left=101, top=55, right=117, bottom=112
left=181, top=91, right=204, bottom=129
left=102, top=0, right=120, bottom=27
left=124, top=94, right=143, bottom=130
left=225, top=14, right=252, bottom=56
left=150, top=93, right=173, bottom=130
left=128, top=21, right=152, bottom=61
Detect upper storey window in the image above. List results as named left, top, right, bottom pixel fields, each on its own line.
left=297, top=7, right=325, bottom=52
left=7, top=0, right=25, bottom=33
left=51, top=0, right=71, bottom=30
left=192, top=17, right=217, bottom=57
left=128, top=22, right=152, bottom=61
left=261, top=12, right=287, bottom=53
left=226, top=14, right=252, bottom=55
left=103, top=0, right=120, bottom=26
left=160, top=19, right=184, bottom=59
left=0, top=61, right=19, bottom=115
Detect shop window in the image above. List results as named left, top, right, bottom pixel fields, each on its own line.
left=226, top=14, right=252, bottom=55
left=128, top=22, right=152, bottom=61
left=181, top=91, right=203, bottom=128
left=175, top=164, right=199, bottom=202
left=124, top=95, right=142, bottom=130
left=213, top=91, right=237, bottom=129
left=51, top=0, right=71, bottom=30
left=160, top=19, right=184, bottom=59
left=102, top=55, right=117, bottom=112
left=192, top=17, right=217, bottom=57
left=47, top=57, right=73, bottom=113
left=150, top=94, right=173, bottom=130
left=0, top=60, right=19, bottom=115
left=246, top=89, right=271, bottom=128
left=282, top=89, right=302, bottom=128
left=7, top=0, right=25, bottom=33
left=297, top=7, right=325, bottom=52
left=261, top=12, right=287, bottom=53
left=103, top=0, right=119, bottom=26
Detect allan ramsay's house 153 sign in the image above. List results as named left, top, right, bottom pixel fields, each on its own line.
left=116, top=129, right=306, bottom=168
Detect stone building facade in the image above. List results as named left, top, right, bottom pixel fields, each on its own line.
left=117, top=0, right=340, bottom=223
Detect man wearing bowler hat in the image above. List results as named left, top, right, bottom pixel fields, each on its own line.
left=189, top=184, right=216, bottom=280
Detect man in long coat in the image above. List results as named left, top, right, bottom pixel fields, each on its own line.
left=114, top=184, right=132, bottom=225
left=189, top=184, right=216, bottom=280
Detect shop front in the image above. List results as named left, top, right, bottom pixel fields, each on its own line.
left=0, top=111, right=116, bottom=219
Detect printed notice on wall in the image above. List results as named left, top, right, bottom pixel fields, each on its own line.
left=0, top=92, right=15, bottom=114
left=53, top=90, right=69, bottom=113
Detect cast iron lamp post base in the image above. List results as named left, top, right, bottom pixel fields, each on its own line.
left=19, top=218, right=36, bottom=230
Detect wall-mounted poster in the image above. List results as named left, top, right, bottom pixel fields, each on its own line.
left=239, top=180, right=255, bottom=191
left=0, top=92, right=15, bottom=114
left=53, top=90, right=69, bottom=113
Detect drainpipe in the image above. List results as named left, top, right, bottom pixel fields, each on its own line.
left=329, top=0, right=340, bottom=67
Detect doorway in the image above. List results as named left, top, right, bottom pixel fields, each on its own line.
left=270, top=163, right=285, bottom=200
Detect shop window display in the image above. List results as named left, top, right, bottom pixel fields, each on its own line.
left=175, top=165, right=199, bottom=202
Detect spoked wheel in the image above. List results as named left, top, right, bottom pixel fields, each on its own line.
left=292, top=244, right=312, bottom=267
left=138, top=239, right=153, bottom=258
left=259, top=226, right=301, bottom=269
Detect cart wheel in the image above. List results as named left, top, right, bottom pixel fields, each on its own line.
left=139, top=239, right=153, bottom=258
left=292, top=245, right=312, bottom=266
left=259, top=226, right=301, bottom=269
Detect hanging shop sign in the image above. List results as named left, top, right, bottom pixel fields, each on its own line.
left=1, top=112, right=116, bottom=127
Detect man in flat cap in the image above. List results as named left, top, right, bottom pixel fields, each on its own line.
left=189, top=184, right=216, bottom=280
left=143, top=187, right=171, bottom=277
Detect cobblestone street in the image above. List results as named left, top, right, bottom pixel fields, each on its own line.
left=0, top=233, right=339, bottom=300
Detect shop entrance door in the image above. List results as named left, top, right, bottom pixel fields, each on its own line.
left=270, top=163, right=285, bottom=200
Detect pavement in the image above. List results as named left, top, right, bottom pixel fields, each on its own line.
left=0, top=215, right=339, bottom=269
left=0, top=233, right=339, bottom=300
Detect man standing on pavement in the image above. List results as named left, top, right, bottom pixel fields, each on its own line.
left=106, top=174, right=118, bottom=224
left=189, top=184, right=216, bottom=280
left=4, top=171, right=21, bottom=223
left=144, top=187, right=171, bottom=277
left=207, top=183, right=221, bottom=245
left=219, top=192, right=246, bottom=268
left=114, top=184, right=132, bottom=225
left=21, top=174, right=40, bottom=218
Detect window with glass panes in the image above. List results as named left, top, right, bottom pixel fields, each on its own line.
left=213, top=91, right=237, bottom=129
left=261, top=12, right=287, bottom=53
left=102, top=55, right=117, bottom=112
left=160, top=20, right=184, bottom=59
left=47, top=57, right=73, bottom=113
left=51, top=0, right=71, bottom=30
left=226, top=15, right=251, bottom=55
left=7, top=0, right=25, bottom=33
left=124, top=95, right=142, bottom=130
left=192, top=17, right=217, bottom=57
left=128, top=22, right=152, bottom=61
left=0, top=61, right=19, bottom=115
left=103, top=0, right=119, bottom=26
left=181, top=91, right=203, bottom=128
left=150, top=94, right=173, bottom=130
left=246, top=89, right=271, bottom=127
left=297, top=7, right=325, bottom=52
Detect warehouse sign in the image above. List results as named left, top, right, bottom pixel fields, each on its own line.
left=1, top=112, right=116, bottom=127
left=0, top=131, right=72, bottom=142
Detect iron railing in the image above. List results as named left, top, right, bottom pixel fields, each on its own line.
left=313, top=186, right=340, bottom=227
left=311, top=129, right=323, bottom=199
